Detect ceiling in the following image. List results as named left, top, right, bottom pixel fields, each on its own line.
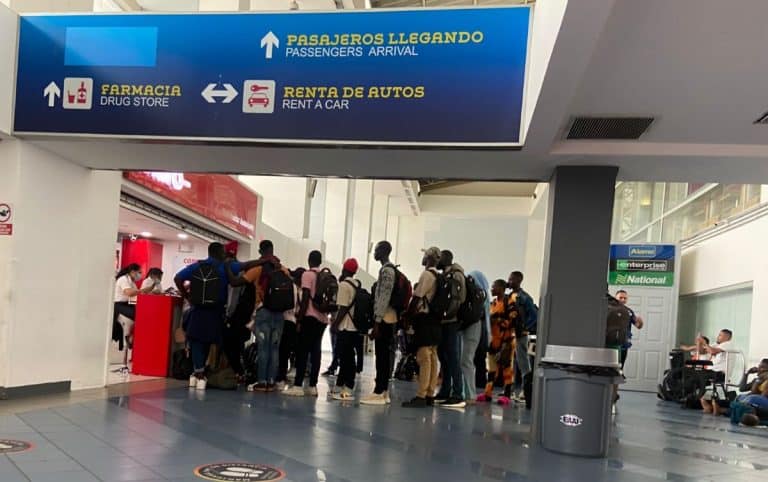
left=118, top=207, right=208, bottom=243
left=419, top=181, right=537, bottom=197
left=16, top=0, right=768, bottom=184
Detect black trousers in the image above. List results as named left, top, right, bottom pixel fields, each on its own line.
left=277, top=320, right=297, bottom=383
left=336, top=331, right=358, bottom=390
left=293, top=317, right=327, bottom=388
left=355, top=334, right=364, bottom=373
left=222, top=323, right=249, bottom=375
left=474, top=326, right=489, bottom=388
left=374, top=323, right=395, bottom=394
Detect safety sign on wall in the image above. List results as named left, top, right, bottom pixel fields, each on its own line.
left=13, top=7, right=531, bottom=145
left=0, top=203, right=12, bottom=236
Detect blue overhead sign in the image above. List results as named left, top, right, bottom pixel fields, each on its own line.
left=13, top=7, right=531, bottom=146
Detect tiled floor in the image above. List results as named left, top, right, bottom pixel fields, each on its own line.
left=1, top=363, right=767, bottom=481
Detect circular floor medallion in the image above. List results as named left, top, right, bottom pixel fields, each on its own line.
left=194, top=462, right=285, bottom=482
left=0, top=439, right=33, bottom=454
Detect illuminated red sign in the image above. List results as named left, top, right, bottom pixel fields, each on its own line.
left=123, top=172, right=258, bottom=239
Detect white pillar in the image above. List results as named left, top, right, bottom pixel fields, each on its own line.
left=323, top=178, right=350, bottom=266
left=0, top=140, right=121, bottom=393
left=367, top=193, right=389, bottom=272
left=349, top=180, right=374, bottom=266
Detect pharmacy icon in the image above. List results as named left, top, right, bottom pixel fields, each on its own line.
left=63, top=77, right=93, bottom=110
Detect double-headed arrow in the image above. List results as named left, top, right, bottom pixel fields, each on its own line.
left=201, top=83, right=238, bottom=104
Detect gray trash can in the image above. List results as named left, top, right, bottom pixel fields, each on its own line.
left=539, top=345, right=622, bottom=457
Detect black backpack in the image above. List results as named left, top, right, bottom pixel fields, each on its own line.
left=312, top=268, right=339, bottom=313
left=346, top=280, right=373, bottom=332
left=189, top=262, right=221, bottom=306
left=430, top=271, right=463, bottom=320
left=264, top=268, right=296, bottom=312
left=458, top=275, right=486, bottom=330
left=605, top=294, right=631, bottom=346
left=227, top=284, right=256, bottom=327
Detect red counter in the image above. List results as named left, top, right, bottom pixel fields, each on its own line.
left=132, top=295, right=182, bottom=377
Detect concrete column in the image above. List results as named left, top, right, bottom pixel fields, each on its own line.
left=0, top=140, right=121, bottom=395
left=323, top=179, right=350, bottom=266
left=532, top=166, right=617, bottom=441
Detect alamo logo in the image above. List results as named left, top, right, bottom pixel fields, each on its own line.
left=629, top=246, right=657, bottom=258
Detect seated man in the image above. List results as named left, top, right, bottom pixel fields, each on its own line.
left=680, top=335, right=712, bottom=362
left=698, top=329, right=735, bottom=414
left=713, top=359, right=768, bottom=416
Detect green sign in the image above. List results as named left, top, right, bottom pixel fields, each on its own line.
left=608, top=271, right=673, bottom=287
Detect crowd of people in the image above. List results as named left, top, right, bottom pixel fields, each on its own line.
left=112, top=241, right=768, bottom=425
left=167, top=240, right=538, bottom=409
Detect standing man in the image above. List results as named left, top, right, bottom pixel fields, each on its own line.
left=236, top=240, right=291, bottom=392
left=615, top=289, right=645, bottom=370
left=402, top=247, right=442, bottom=408
left=361, top=241, right=398, bottom=405
left=175, top=242, right=242, bottom=391
left=435, top=250, right=467, bottom=409
left=508, top=271, right=535, bottom=407
left=331, top=258, right=361, bottom=401
left=284, top=250, right=330, bottom=397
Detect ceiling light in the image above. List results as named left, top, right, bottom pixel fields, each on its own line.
left=140, top=231, right=152, bottom=237
left=177, top=233, right=189, bottom=239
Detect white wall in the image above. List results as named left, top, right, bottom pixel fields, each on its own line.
left=323, top=178, right=350, bottom=266
left=238, top=175, right=308, bottom=239
left=680, top=214, right=768, bottom=366
left=0, top=2, right=16, bottom=136
left=522, top=183, right=549, bottom=302
left=349, top=180, right=373, bottom=266
left=160, top=239, right=209, bottom=287
left=0, top=139, right=20, bottom=388
left=0, top=140, right=121, bottom=390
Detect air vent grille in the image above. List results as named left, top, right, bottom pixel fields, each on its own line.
left=567, top=117, right=654, bottom=140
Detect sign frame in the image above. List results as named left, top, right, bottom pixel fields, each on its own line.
left=12, top=6, right=534, bottom=147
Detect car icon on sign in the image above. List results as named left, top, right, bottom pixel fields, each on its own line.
left=248, top=92, right=270, bottom=108
left=242, top=80, right=275, bottom=114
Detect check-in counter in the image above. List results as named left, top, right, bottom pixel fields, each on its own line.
left=132, top=294, right=183, bottom=377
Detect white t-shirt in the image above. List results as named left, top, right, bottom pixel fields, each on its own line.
left=141, top=278, right=163, bottom=294
left=114, top=275, right=137, bottom=303
left=336, top=278, right=360, bottom=332
left=711, top=340, right=734, bottom=374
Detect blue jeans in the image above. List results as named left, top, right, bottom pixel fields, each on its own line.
left=254, top=308, right=285, bottom=384
left=437, top=322, right=463, bottom=399
left=189, top=338, right=211, bottom=375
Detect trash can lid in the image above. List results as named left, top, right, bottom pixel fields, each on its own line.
left=541, top=345, right=620, bottom=368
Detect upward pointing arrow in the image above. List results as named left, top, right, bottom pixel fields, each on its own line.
left=43, top=81, right=61, bottom=108
left=261, top=31, right=279, bottom=60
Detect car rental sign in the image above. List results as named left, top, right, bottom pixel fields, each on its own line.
left=12, top=7, right=531, bottom=146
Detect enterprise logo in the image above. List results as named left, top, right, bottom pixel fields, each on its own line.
left=629, top=245, right=657, bottom=258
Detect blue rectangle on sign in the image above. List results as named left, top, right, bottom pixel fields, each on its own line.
left=64, top=27, right=158, bottom=67
left=609, top=244, right=675, bottom=261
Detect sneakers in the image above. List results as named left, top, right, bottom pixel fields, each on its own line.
left=439, top=398, right=467, bottom=409
left=333, top=388, right=353, bottom=401
left=305, top=386, right=319, bottom=397
left=283, top=386, right=305, bottom=397
left=360, top=392, right=389, bottom=406
left=402, top=397, right=427, bottom=408
left=497, top=396, right=511, bottom=406
left=275, top=381, right=286, bottom=392
left=425, top=396, right=435, bottom=407
left=385, top=391, right=391, bottom=404
left=189, top=375, right=198, bottom=389
left=247, top=382, right=270, bottom=392
left=476, top=394, right=492, bottom=403
left=195, top=378, right=207, bottom=391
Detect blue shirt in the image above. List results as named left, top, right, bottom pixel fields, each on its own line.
left=176, top=257, right=241, bottom=305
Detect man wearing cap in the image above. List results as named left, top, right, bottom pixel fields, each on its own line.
left=403, top=247, right=443, bottom=408
left=331, top=258, right=362, bottom=401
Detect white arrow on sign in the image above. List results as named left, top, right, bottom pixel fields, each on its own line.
left=261, top=31, right=279, bottom=60
left=43, top=81, right=61, bottom=108
left=201, top=83, right=238, bottom=104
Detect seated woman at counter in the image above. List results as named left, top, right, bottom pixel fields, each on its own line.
left=114, top=263, right=156, bottom=348
left=141, top=268, right=164, bottom=294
